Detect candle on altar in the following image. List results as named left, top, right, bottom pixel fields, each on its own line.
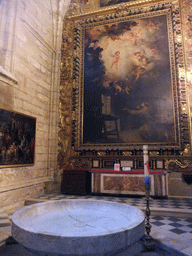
left=143, top=145, right=150, bottom=185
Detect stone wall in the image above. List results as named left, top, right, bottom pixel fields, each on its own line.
left=0, top=0, right=70, bottom=212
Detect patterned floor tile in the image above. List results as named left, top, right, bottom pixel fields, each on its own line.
left=151, top=216, right=165, bottom=221
left=169, top=228, right=187, bottom=235
left=169, top=222, right=183, bottom=228
left=150, top=216, right=192, bottom=236
left=150, top=221, right=165, bottom=227
left=179, top=226, right=192, bottom=232
left=167, top=216, right=182, bottom=222
left=187, top=223, right=192, bottom=228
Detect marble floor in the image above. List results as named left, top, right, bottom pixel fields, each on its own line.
left=0, top=194, right=192, bottom=255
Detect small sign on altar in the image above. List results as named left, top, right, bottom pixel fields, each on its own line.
left=114, top=163, right=120, bottom=171
left=122, top=167, right=132, bottom=171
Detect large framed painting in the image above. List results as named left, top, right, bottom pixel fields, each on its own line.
left=72, top=2, right=190, bottom=151
left=0, top=108, right=36, bottom=167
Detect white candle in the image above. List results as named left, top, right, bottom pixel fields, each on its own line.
left=143, top=145, right=149, bottom=176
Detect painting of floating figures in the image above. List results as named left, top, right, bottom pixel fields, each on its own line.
left=83, top=13, right=177, bottom=145
left=0, top=108, right=36, bottom=166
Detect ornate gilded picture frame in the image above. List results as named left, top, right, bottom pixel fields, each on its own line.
left=0, top=108, right=36, bottom=167
left=71, top=2, right=190, bottom=152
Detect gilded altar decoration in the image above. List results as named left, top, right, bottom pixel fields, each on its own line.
left=58, top=19, right=74, bottom=169
left=182, top=0, right=192, bottom=86
left=122, top=151, right=132, bottom=156
left=165, top=158, right=192, bottom=173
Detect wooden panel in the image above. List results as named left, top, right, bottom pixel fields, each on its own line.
left=61, top=170, right=91, bottom=195
left=92, top=173, right=101, bottom=193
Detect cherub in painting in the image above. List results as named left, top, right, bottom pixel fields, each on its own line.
left=131, top=50, right=151, bottom=82
left=111, top=51, right=121, bottom=69
left=132, top=56, right=149, bottom=81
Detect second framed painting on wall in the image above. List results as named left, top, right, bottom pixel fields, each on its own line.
left=0, top=108, right=36, bottom=167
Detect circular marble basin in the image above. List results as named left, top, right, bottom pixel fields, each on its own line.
left=12, top=199, right=145, bottom=256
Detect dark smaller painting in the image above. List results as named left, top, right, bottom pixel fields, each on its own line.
left=0, top=108, right=36, bottom=167
left=100, top=0, right=136, bottom=7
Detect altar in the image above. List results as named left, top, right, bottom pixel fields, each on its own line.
left=90, top=170, right=167, bottom=197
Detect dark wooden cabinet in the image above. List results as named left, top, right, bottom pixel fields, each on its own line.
left=61, top=169, right=91, bottom=195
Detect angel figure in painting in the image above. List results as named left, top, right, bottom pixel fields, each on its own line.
left=111, top=51, right=121, bottom=69
left=131, top=56, right=149, bottom=81
left=131, top=50, right=151, bottom=82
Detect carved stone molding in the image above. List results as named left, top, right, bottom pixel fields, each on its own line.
left=0, top=66, right=18, bottom=84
